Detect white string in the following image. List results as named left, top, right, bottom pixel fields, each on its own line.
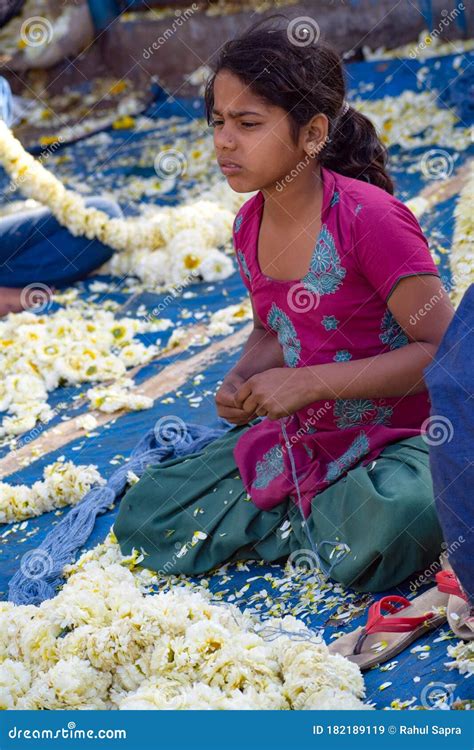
left=280, top=418, right=350, bottom=583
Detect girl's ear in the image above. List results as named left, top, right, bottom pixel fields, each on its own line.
left=303, top=113, right=329, bottom=158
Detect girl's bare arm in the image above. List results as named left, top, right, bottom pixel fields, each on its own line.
left=302, top=275, right=455, bottom=401
left=224, top=297, right=284, bottom=385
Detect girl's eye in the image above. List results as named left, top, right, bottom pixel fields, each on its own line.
left=210, top=120, right=258, bottom=128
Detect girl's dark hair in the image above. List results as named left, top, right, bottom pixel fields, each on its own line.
left=204, top=16, right=394, bottom=194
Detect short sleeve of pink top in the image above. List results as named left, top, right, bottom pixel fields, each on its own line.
left=232, top=166, right=440, bottom=518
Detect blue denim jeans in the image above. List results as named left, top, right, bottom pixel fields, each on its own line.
left=424, top=284, right=474, bottom=604
left=0, top=196, right=121, bottom=288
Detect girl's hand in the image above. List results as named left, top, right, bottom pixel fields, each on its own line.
left=235, top=368, right=315, bottom=420
left=215, top=373, right=257, bottom=425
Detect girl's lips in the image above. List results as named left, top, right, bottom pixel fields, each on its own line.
left=220, top=163, right=242, bottom=175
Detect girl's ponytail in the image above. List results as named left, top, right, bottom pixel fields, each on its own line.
left=321, top=106, right=394, bottom=194
left=205, top=16, right=394, bottom=195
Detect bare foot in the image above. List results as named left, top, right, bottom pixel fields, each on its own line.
left=0, top=284, right=55, bottom=317
left=0, top=287, right=25, bottom=316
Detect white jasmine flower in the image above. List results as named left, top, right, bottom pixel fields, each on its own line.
left=77, top=414, right=98, bottom=432
left=0, top=460, right=104, bottom=523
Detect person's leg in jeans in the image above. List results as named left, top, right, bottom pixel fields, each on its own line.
left=424, top=283, right=474, bottom=604
left=0, top=196, right=121, bottom=314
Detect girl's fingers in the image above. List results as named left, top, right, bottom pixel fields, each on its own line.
left=217, top=405, right=251, bottom=421
left=242, top=395, right=258, bottom=414
left=235, top=381, right=252, bottom=408
left=216, top=389, right=238, bottom=408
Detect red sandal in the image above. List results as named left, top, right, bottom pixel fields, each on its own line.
left=328, top=588, right=448, bottom=670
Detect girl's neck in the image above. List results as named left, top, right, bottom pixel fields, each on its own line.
left=260, top=164, right=324, bottom=227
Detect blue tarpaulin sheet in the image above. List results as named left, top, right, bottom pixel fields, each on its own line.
left=0, top=50, right=472, bottom=709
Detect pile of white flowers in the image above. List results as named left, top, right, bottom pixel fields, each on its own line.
left=446, top=640, right=474, bottom=678
left=0, top=537, right=370, bottom=710
left=0, top=308, right=159, bottom=438
left=363, top=30, right=474, bottom=61
left=206, top=300, right=252, bottom=336
left=0, top=458, right=104, bottom=524
left=87, top=378, right=153, bottom=414
left=0, top=120, right=249, bottom=288
left=354, top=90, right=471, bottom=151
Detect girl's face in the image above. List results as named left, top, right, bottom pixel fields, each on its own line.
left=211, top=70, right=313, bottom=193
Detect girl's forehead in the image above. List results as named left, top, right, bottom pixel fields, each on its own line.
left=213, top=71, right=270, bottom=114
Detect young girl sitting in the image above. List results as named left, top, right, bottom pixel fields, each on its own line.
left=115, top=20, right=454, bottom=592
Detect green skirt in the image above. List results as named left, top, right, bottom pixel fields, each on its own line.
left=114, top=424, right=443, bottom=592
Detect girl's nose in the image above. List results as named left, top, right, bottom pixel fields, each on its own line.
left=214, top=123, right=236, bottom=150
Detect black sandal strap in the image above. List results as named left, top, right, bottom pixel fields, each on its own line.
left=353, top=628, right=369, bottom=656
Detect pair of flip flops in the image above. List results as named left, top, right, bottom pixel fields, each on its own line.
left=329, top=568, right=473, bottom=671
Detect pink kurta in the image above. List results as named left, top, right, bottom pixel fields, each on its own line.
left=232, top=166, right=440, bottom=517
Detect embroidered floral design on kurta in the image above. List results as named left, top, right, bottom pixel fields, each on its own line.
left=325, top=432, right=370, bottom=483
left=322, top=315, right=339, bottom=331
left=330, top=191, right=340, bottom=207
left=252, top=444, right=285, bottom=489
left=232, top=168, right=437, bottom=518
left=267, top=302, right=301, bottom=367
left=334, top=350, right=352, bottom=362
left=237, top=249, right=251, bottom=283
left=301, top=225, right=346, bottom=296
left=379, top=310, right=409, bottom=350
left=234, top=213, right=243, bottom=233
left=333, top=399, right=393, bottom=429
